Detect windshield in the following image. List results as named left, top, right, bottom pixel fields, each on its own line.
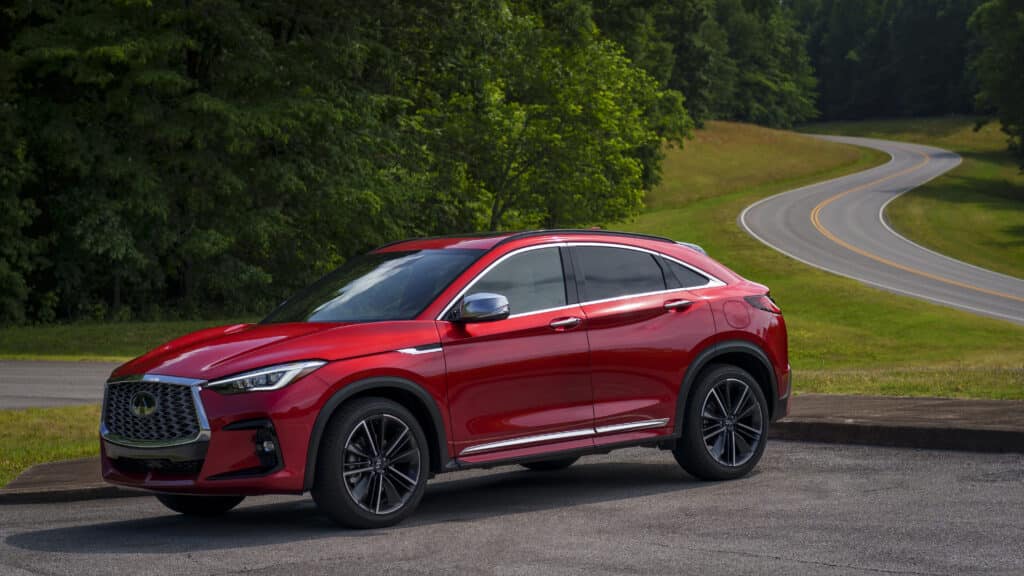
left=262, top=249, right=482, bottom=323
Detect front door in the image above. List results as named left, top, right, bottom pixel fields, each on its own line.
left=438, top=245, right=593, bottom=462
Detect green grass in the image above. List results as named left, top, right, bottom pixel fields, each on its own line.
left=801, top=117, right=1024, bottom=279
left=624, top=120, right=1024, bottom=399
left=0, top=319, right=252, bottom=362
left=0, top=405, right=101, bottom=486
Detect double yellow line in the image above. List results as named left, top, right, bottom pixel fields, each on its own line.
left=809, top=147, right=1024, bottom=304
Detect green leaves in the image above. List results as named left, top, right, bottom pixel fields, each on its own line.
left=0, top=0, right=691, bottom=324
left=970, top=0, right=1024, bottom=169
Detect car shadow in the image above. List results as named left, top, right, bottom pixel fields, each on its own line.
left=6, top=459, right=729, bottom=554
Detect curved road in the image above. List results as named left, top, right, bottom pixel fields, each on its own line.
left=741, top=135, right=1024, bottom=325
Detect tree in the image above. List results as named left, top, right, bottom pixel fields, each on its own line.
left=970, top=0, right=1024, bottom=168
left=407, top=1, right=691, bottom=230
left=712, top=0, right=818, bottom=127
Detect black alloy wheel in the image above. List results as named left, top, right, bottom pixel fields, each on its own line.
left=673, top=364, right=768, bottom=480
left=313, top=397, right=429, bottom=528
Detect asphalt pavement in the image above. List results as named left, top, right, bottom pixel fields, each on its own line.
left=740, top=136, right=1024, bottom=325
left=0, top=361, right=117, bottom=409
left=2, top=442, right=1022, bottom=575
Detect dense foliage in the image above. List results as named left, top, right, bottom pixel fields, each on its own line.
left=0, top=0, right=1019, bottom=324
left=0, top=0, right=689, bottom=323
left=794, top=0, right=985, bottom=120
left=970, top=0, right=1024, bottom=168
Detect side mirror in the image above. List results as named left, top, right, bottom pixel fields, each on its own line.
left=455, top=292, right=510, bottom=323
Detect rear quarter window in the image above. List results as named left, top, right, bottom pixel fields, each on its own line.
left=663, top=258, right=710, bottom=289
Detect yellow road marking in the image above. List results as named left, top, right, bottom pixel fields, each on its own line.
left=809, top=147, right=1024, bottom=304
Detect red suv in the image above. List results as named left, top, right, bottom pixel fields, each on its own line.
left=101, top=229, right=790, bottom=528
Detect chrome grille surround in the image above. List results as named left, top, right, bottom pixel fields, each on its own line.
left=101, top=374, right=210, bottom=448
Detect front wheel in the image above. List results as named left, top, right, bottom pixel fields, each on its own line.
left=673, top=364, right=768, bottom=480
left=155, top=494, right=245, bottom=516
left=312, top=397, right=429, bottom=529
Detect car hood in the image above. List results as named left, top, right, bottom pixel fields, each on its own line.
left=111, top=321, right=441, bottom=382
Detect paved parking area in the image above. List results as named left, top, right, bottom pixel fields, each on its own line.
left=2, top=441, right=1022, bottom=575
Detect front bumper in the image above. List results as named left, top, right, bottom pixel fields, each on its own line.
left=101, top=373, right=320, bottom=495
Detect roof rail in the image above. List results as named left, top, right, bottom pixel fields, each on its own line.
left=375, top=231, right=510, bottom=250
left=494, top=228, right=677, bottom=247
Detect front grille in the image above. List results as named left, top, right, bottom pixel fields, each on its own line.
left=104, top=381, right=200, bottom=443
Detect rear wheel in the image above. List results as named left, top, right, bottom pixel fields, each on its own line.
left=673, top=364, right=768, bottom=480
left=520, top=457, right=579, bottom=471
left=155, top=494, right=245, bottom=516
left=312, top=397, right=429, bottom=529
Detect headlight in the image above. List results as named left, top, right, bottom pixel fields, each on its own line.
left=205, top=361, right=326, bottom=394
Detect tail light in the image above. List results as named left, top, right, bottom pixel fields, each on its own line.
left=745, top=293, right=781, bottom=314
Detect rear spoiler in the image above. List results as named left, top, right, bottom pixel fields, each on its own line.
left=676, top=241, right=707, bottom=255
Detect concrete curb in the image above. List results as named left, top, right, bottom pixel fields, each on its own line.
left=770, top=420, right=1024, bottom=454
left=0, top=484, right=147, bottom=505
left=0, top=457, right=148, bottom=505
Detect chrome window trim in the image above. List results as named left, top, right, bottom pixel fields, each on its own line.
left=435, top=241, right=725, bottom=322
left=100, top=373, right=211, bottom=449
left=567, top=241, right=726, bottom=291
left=459, top=418, right=672, bottom=456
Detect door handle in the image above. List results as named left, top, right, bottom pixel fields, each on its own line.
left=664, top=299, right=693, bottom=311
left=549, top=316, right=582, bottom=330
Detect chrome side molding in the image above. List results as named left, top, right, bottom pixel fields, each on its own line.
left=594, top=418, right=670, bottom=434
left=459, top=418, right=671, bottom=456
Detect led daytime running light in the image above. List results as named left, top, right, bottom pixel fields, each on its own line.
left=206, top=361, right=326, bottom=394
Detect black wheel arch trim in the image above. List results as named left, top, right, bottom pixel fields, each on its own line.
left=303, top=376, right=448, bottom=492
left=674, top=339, right=779, bottom=435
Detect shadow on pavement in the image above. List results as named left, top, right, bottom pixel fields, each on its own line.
left=6, top=460, right=723, bottom=554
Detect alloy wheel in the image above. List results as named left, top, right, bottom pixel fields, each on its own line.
left=700, top=378, right=764, bottom=467
left=342, top=413, right=422, bottom=515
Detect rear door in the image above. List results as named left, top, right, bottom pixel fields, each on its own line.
left=571, top=244, right=716, bottom=443
left=438, top=245, right=594, bottom=461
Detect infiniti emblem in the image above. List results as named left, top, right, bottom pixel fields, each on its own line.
left=130, top=391, right=158, bottom=417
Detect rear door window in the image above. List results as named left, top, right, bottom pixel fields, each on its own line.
left=575, top=246, right=666, bottom=302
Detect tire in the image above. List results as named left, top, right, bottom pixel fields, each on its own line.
left=520, top=457, right=579, bottom=471
left=673, top=364, right=768, bottom=481
left=312, top=397, right=429, bottom=529
left=155, top=494, right=245, bottom=516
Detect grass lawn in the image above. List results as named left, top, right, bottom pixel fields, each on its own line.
left=0, top=404, right=101, bottom=486
left=801, top=117, right=1024, bottom=279
left=0, top=319, right=252, bottom=362
left=623, top=120, right=1024, bottom=399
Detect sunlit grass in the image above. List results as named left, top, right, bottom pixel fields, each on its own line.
left=0, top=319, right=253, bottom=362
left=0, top=405, right=101, bottom=487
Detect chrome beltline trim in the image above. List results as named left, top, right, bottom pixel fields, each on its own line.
left=594, top=418, right=670, bottom=435
left=101, top=373, right=211, bottom=449
left=459, top=418, right=672, bottom=456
